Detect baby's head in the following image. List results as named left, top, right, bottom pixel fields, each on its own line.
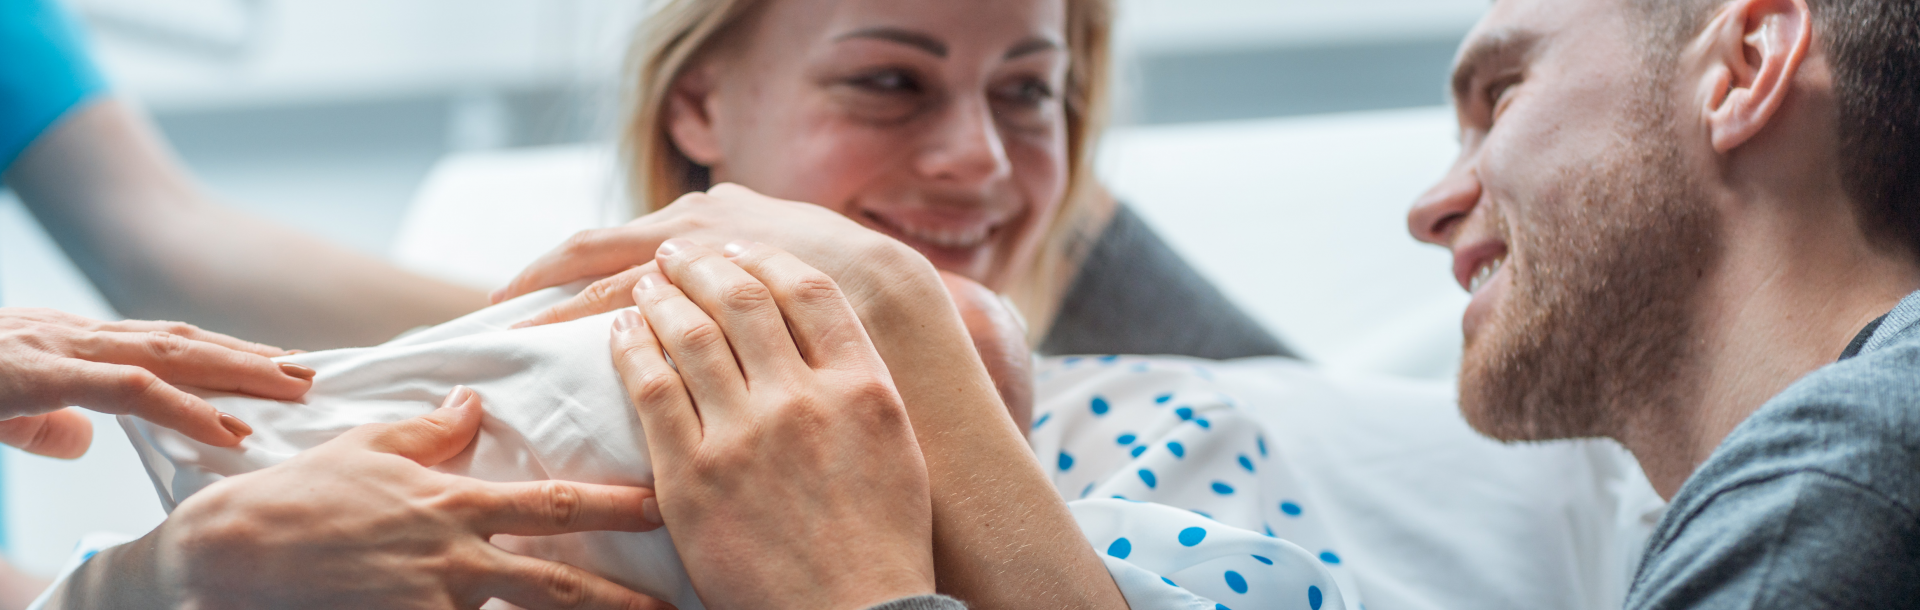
left=941, top=272, right=1034, bottom=434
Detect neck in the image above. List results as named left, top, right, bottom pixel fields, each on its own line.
left=1619, top=192, right=1920, bottom=499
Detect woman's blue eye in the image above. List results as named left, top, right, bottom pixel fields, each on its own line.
left=854, top=70, right=918, bottom=93
left=996, top=79, right=1054, bottom=106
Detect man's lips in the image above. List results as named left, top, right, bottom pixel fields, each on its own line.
left=1453, top=241, right=1510, bottom=294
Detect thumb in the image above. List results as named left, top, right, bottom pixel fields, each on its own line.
left=0, top=409, right=95, bottom=459
left=352, top=386, right=485, bottom=466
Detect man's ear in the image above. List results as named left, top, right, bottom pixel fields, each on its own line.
left=1693, top=0, right=1813, bottom=153
left=666, top=62, right=726, bottom=167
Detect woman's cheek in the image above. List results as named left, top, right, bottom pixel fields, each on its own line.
left=770, top=127, right=902, bottom=209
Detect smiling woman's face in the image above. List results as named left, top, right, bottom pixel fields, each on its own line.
left=665, top=0, right=1071, bottom=287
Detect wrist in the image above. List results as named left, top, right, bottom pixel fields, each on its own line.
left=827, top=565, right=938, bottom=610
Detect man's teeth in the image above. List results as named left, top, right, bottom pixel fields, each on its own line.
left=1470, top=256, right=1505, bottom=293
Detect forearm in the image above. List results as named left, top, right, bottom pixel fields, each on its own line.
left=84, top=203, right=486, bottom=349
left=6, top=100, right=486, bottom=349
left=854, top=245, right=1125, bottom=609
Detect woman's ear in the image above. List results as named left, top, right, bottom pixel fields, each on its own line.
left=1692, top=0, right=1813, bottom=153
left=666, top=63, right=727, bottom=167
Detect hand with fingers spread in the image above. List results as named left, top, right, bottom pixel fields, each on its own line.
left=46, top=386, right=663, bottom=610
left=610, top=239, right=936, bottom=610
left=0, top=308, right=315, bottom=458
left=520, top=186, right=1123, bottom=608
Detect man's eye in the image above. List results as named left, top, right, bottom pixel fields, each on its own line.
left=1485, top=77, right=1521, bottom=123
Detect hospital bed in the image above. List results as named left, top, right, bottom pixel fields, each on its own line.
left=0, top=107, right=1661, bottom=609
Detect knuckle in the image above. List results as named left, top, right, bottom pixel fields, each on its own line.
left=785, top=273, right=844, bottom=307
left=143, top=331, right=192, bottom=359
left=117, top=369, right=167, bottom=399
left=716, top=280, right=774, bottom=315
left=536, top=481, right=583, bottom=529
left=630, top=370, right=684, bottom=405
left=559, top=229, right=610, bottom=256
left=581, top=277, right=622, bottom=306
left=673, top=322, right=726, bottom=354
left=535, top=562, right=590, bottom=607
left=159, top=321, right=202, bottom=337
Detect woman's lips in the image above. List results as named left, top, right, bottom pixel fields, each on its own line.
left=859, top=208, right=1005, bottom=264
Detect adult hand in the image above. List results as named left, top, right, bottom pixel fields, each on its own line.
left=0, top=308, right=313, bottom=458
left=610, top=239, right=935, bottom=610
left=58, top=386, right=663, bottom=610
left=493, top=183, right=922, bottom=328
left=512, top=186, right=1119, bottom=608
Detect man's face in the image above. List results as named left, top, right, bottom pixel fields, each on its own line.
left=1408, top=0, right=1720, bottom=441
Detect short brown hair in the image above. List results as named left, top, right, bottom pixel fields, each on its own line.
left=1631, top=0, right=1920, bottom=257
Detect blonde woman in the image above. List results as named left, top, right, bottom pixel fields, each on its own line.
left=498, top=0, right=1292, bottom=361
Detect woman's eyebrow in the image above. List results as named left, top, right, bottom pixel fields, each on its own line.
left=1004, top=36, right=1062, bottom=60
left=833, top=27, right=948, bottom=57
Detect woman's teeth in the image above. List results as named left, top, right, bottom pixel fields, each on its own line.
left=1470, top=256, right=1505, bottom=294
left=886, top=218, right=993, bottom=249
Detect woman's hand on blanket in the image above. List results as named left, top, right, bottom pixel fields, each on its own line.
left=495, top=183, right=935, bottom=328
left=0, top=308, right=313, bottom=457
left=143, top=386, right=663, bottom=610
left=610, top=240, right=937, bottom=610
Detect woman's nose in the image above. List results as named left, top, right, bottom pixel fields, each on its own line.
left=1408, top=163, right=1483, bottom=247
left=916, top=98, right=1012, bottom=186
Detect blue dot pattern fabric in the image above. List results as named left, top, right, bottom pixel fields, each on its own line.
left=1, top=0, right=108, bottom=173
left=1032, top=356, right=1364, bottom=609
left=1072, top=499, right=1346, bottom=610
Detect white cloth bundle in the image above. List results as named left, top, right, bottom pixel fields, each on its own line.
left=122, top=289, right=701, bottom=608
left=118, top=290, right=1346, bottom=610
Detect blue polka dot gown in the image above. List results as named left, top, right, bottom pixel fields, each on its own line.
left=1033, top=355, right=1361, bottom=610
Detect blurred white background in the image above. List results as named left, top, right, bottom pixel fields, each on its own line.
left=0, top=0, right=1486, bottom=577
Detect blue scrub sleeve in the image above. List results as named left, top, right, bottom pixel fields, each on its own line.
left=1, top=0, right=107, bottom=173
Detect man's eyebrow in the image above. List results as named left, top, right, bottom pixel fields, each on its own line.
left=1004, top=36, right=1062, bottom=60
left=1450, top=29, right=1540, bottom=102
left=833, top=27, right=947, bottom=58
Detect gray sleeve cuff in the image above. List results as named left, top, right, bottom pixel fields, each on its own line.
left=863, top=594, right=966, bottom=610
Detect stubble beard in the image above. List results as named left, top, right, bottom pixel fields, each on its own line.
left=1458, top=100, right=1720, bottom=443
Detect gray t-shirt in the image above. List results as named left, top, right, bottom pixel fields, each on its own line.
left=1624, top=291, right=1920, bottom=609
left=865, top=594, right=965, bottom=610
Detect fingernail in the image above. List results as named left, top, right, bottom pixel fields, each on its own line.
left=509, top=320, right=534, bottom=330
left=613, top=309, right=643, bottom=332
left=489, top=288, right=508, bottom=303
left=218, top=412, right=253, bottom=438
left=657, top=239, right=687, bottom=257
left=441, top=385, right=475, bottom=409
left=285, top=349, right=308, bottom=356
left=278, top=362, right=317, bottom=380
left=641, top=497, right=663, bottom=527
left=639, top=272, right=668, bottom=290
left=722, top=241, right=753, bottom=257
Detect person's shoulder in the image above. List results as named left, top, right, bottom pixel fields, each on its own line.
left=1624, top=329, right=1920, bottom=609
left=1700, top=329, right=1920, bottom=500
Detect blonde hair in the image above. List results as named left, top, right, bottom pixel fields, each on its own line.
left=619, top=0, right=1115, bottom=341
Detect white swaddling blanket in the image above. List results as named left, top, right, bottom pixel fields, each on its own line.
left=118, top=289, right=1348, bottom=610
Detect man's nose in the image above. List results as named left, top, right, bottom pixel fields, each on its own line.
left=1408, top=164, right=1483, bottom=246
left=916, top=98, right=1012, bottom=187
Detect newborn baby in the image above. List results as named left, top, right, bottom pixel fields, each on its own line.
left=119, top=283, right=1345, bottom=610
